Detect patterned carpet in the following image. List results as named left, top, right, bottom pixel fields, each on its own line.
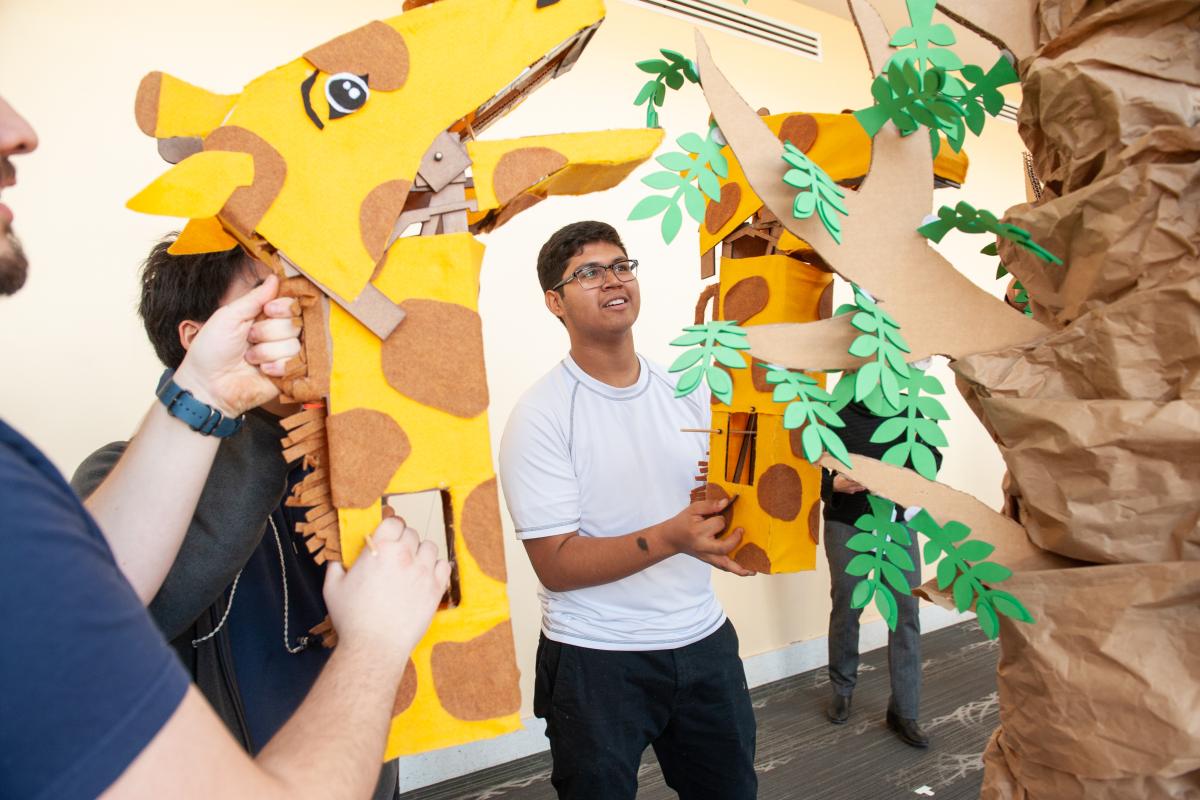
left=403, top=622, right=1001, bottom=800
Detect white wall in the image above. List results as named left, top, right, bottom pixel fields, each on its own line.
left=0, top=0, right=1025, bottom=723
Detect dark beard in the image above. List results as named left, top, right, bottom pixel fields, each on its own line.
left=0, top=226, right=28, bottom=296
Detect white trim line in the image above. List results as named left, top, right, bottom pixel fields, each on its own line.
left=397, top=604, right=969, bottom=792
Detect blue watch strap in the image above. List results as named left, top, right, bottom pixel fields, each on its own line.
left=156, top=369, right=244, bottom=438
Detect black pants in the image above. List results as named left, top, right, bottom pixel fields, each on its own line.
left=534, top=619, right=757, bottom=800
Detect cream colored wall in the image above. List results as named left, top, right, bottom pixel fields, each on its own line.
left=0, top=0, right=1026, bottom=721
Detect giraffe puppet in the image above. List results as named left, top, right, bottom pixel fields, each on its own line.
left=127, top=0, right=662, bottom=757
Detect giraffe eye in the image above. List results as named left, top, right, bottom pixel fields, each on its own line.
left=325, top=73, right=369, bottom=119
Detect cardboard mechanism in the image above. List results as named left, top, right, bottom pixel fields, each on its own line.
left=127, top=0, right=661, bottom=759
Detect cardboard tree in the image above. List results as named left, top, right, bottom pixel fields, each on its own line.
left=684, top=0, right=1198, bottom=796
left=127, top=0, right=662, bottom=758
left=677, top=112, right=968, bottom=575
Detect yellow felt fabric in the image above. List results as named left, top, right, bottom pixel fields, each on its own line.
left=710, top=254, right=831, bottom=573
left=467, top=128, right=663, bottom=212
left=127, top=150, right=254, bottom=218
left=699, top=112, right=969, bottom=254
left=169, top=216, right=239, bottom=255
left=329, top=234, right=518, bottom=756
left=152, top=72, right=239, bottom=138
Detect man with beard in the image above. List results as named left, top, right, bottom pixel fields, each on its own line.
left=0, top=94, right=450, bottom=800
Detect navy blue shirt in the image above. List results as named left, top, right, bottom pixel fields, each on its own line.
left=225, top=467, right=331, bottom=751
left=0, top=419, right=189, bottom=799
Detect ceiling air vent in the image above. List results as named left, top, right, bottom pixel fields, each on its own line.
left=621, top=0, right=822, bottom=61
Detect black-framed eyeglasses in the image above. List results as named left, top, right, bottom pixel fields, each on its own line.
left=552, top=259, right=639, bottom=291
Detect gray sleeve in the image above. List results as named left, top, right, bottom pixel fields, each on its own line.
left=70, top=413, right=290, bottom=641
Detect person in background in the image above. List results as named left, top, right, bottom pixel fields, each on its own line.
left=820, top=359, right=942, bottom=748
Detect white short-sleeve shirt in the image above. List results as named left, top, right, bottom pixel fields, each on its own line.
left=498, top=354, right=725, bottom=651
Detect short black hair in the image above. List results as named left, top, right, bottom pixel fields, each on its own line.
left=536, top=220, right=626, bottom=293
left=138, top=233, right=250, bottom=369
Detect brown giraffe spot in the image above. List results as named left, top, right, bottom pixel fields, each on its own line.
left=360, top=179, right=412, bottom=262
left=392, top=659, right=418, bottom=716
left=788, top=426, right=806, bottom=460
left=751, top=359, right=772, bottom=394
left=734, top=542, right=772, bottom=573
left=818, top=281, right=834, bottom=319
left=382, top=299, right=489, bottom=418
left=704, top=182, right=742, bottom=234
left=135, top=72, right=163, bottom=136
left=705, top=483, right=734, bottom=534
left=204, top=126, right=286, bottom=235
left=304, top=21, right=409, bottom=91
left=493, top=148, right=568, bottom=206
left=778, top=114, right=818, bottom=152
left=326, top=408, right=412, bottom=508
left=808, top=500, right=821, bottom=545
left=461, top=478, right=507, bottom=582
left=489, top=191, right=545, bottom=231
left=431, top=621, right=521, bottom=721
left=723, top=276, right=770, bottom=324
left=758, top=463, right=803, bottom=521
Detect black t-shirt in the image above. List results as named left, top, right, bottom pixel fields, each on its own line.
left=0, top=419, right=189, bottom=799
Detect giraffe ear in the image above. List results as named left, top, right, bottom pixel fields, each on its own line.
left=135, top=71, right=239, bottom=138
left=168, top=217, right=240, bottom=255
left=127, top=150, right=254, bottom=219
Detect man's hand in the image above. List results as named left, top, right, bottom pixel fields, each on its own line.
left=663, top=498, right=755, bottom=577
left=173, top=274, right=301, bottom=417
left=322, top=518, right=451, bottom=678
left=832, top=474, right=867, bottom=494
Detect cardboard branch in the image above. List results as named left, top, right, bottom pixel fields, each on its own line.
left=695, top=24, right=1046, bottom=370
left=746, top=317, right=863, bottom=371
left=936, top=0, right=1040, bottom=63
left=817, top=454, right=1076, bottom=575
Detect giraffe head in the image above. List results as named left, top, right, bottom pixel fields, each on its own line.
left=128, top=0, right=607, bottom=307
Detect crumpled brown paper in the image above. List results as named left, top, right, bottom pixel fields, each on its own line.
left=979, top=563, right=1200, bottom=798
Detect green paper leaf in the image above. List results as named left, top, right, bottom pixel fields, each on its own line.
left=792, top=190, right=817, bottom=218
left=665, top=70, right=684, bottom=90
left=642, top=171, right=684, bottom=190
left=850, top=578, right=874, bottom=609
left=915, top=419, right=947, bottom=447
left=636, top=59, right=669, bottom=74
left=711, top=345, right=748, bottom=370
left=875, top=585, right=899, bottom=630
left=634, top=81, right=657, bottom=106
left=817, top=425, right=853, bottom=468
left=811, top=402, right=845, bottom=428
left=653, top=81, right=666, bottom=106
left=991, top=590, right=1035, bottom=623
left=846, top=532, right=882, bottom=553
left=916, top=396, right=949, bottom=420
left=656, top=151, right=695, bottom=172
left=682, top=182, right=707, bottom=223
left=952, top=573, right=975, bottom=612
left=881, top=562, right=912, bottom=595
left=848, top=335, right=879, bottom=358
left=943, top=520, right=971, bottom=542
left=677, top=132, right=706, bottom=153
left=935, top=555, right=958, bottom=590
left=871, top=417, right=909, bottom=444
left=956, top=539, right=996, bottom=562
left=801, top=423, right=822, bottom=463
left=629, top=194, right=672, bottom=221
left=880, top=366, right=901, bottom=409
left=674, top=365, right=703, bottom=396
left=969, top=561, right=1013, bottom=585
left=668, top=347, right=705, bottom=373
left=845, top=553, right=876, bottom=577
left=855, top=362, right=883, bottom=401
left=977, top=599, right=1000, bottom=638
left=924, top=538, right=942, bottom=563
left=661, top=202, right=683, bottom=244
left=909, top=442, right=938, bottom=480
left=697, top=169, right=722, bottom=203
left=707, top=364, right=733, bottom=402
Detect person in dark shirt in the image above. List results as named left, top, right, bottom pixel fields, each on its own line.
left=72, top=237, right=398, bottom=797
left=0, top=92, right=447, bottom=800
left=820, top=376, right=942, bottom=749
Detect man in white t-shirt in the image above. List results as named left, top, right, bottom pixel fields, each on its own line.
left=499, top=221, right=758, bottom=799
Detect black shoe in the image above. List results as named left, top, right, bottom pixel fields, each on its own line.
left=826, top=691, right=852, bottom=724
left=886, top=709, right=930, bottom=748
